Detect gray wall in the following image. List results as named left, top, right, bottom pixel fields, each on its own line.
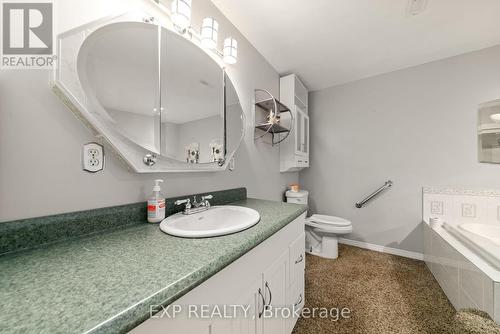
left=0, top=0, right=298, bottom=221
left=300, top=45, right=500, bottom=254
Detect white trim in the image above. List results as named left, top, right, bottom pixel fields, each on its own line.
left=338, top=238, right=423, bottom=260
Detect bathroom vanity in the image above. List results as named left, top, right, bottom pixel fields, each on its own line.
left=132, top=212, right=305, bottom=334
left=0, top=190, right=307, bottom=334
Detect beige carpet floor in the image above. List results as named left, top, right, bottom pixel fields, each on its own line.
left=292, top=244, right=500, bottom=334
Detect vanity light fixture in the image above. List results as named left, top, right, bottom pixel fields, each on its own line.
left=200, top=17, right=218, bottom=49
left=170, top=0, right=191, bottom=30
left=153, top=0, right=238, bottom=65
left=223, top=37, right=238, bottom=64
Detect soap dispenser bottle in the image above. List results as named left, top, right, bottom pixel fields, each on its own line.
left=148, top=179, right=166, bottom=223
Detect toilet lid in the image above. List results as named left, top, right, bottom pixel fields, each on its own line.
left=309, top=214, right=351, bottom=227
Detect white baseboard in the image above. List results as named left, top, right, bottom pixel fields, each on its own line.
left=338, top=238, right=424, bottom=261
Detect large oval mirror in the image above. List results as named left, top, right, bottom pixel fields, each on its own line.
left=70, top=17, right=243, bottom=171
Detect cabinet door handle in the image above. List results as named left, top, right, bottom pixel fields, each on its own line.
left=295, top=254, right=304, bottom=264
left=265, top=281, right=272, bottom=307
left=258, top=288, right=265, bottom=318
left=294, top=293, right=303, bottom=307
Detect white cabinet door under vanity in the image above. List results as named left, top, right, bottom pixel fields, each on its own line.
left=262, top=251, right=289, bottom=334
left=280, top=74, right=310, bottom=172
left=130, top=214, right=306, bottom=334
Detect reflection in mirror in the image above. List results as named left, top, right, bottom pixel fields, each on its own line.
left=478, top=100, right=500, bottom=163
left=160, top=28, right=224, bottom=164
left=83, top=23, right=161, bottom=154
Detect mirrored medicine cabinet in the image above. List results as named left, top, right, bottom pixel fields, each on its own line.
left=53, top=12, right=244, bottom=172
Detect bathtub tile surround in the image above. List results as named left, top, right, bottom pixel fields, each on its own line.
left=423, top=186, right=500, bottom=323
left=424, top=224, right=498, bottom=320
left=0, top=188, right=247, bottom=255
left=423, top=186, right=500, bottom=226
left=0, top=195, right=307, bottom=334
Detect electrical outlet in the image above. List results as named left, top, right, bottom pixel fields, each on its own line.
left=83, top=143, right=104, bottom=172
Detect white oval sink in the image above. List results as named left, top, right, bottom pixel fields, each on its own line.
left=159, top=206, right=260, bottom=238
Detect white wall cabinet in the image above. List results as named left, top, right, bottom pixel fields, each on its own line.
left=280, top=74, right=309, bottom=172
left=130, top=214, right=306, bottom=334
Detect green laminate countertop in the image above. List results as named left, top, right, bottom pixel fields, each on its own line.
left=0, top=199, right=307, bottom=334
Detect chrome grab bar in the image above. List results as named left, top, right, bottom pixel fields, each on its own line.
left=355, top=180, right=393, bottom=208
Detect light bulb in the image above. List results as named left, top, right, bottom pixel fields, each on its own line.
left=201, top=17, right=218, bottom=49
left=223, top=37, right=237, bottom=64
left=171, top=0, right=191, bottom=29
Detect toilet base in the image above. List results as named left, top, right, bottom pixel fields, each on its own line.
left=305, top=227, right=340, bottom=259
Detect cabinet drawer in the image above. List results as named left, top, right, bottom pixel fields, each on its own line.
left=289, top=233, right=305, bottom=287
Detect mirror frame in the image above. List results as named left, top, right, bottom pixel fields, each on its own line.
left=52, top=11, right=244, bottom=173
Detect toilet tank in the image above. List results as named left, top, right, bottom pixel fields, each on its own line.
left=285, top=190, right=308, bottom=205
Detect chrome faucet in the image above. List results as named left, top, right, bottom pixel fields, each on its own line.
left=175, top=195, right=213, bottom=215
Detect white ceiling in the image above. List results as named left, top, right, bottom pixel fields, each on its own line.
left=212, top=0, right=500, bottom=91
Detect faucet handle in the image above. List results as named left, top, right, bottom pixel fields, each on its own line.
left=175, top=198, right=191, bottom=208
left=192, top=195, right=199, bottom=205
left=201, top=195, right=213, bottom=208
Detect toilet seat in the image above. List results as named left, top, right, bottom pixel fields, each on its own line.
left=310, top=214, right=351, bottom=226
left=306, top=215, right=353, bottom=234
left=309, top=223, right=353, bottom=234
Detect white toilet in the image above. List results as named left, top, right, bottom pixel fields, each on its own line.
left=286, top=190, right=353, bottom=259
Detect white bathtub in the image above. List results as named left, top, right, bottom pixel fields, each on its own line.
left=444, top=223, right=500, bottom=270
left=460, top=224, right=500, bottom=245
